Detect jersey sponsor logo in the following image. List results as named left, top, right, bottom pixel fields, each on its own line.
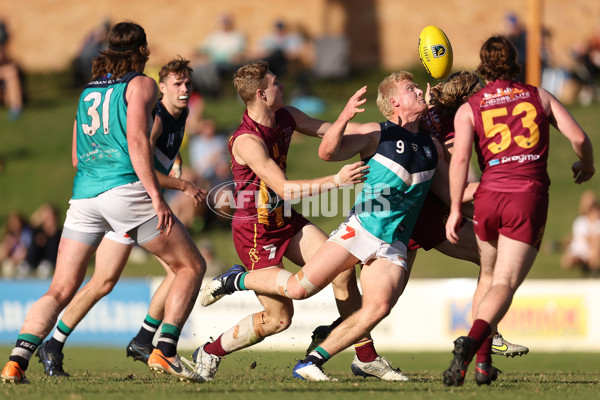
left=341, top=226, right=356, bottom=240
left=481, top=87, right=531, bottom=107
left=488, top=153, right=540, bottom=167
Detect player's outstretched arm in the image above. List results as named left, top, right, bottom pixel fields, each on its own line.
left=232, top=133, right=368, bottom=200
left=319, top=86, right=380, bottom=162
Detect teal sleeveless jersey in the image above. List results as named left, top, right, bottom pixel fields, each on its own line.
left=72, top=71, right=144, bottom=199
left=353, top=121, right=438, bottom=244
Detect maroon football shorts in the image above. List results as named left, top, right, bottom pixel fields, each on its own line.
left=473, top=188, right=548, bottom=250
left=232, top=210, right=310, bottom=270
left=408, top=192, right=464, bottom=251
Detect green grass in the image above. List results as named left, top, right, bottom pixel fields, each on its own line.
left=1, top=69, right=600, bottom=278
left=0, top=348, right=598, bottom=399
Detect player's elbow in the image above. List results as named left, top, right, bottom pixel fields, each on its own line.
left=318, top=146, right=335, bottom=161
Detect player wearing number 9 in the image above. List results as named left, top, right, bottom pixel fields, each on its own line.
left=443, top=35, right=595, bottom=387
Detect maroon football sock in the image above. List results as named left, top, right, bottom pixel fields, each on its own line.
left=354, top=339, right=378, bottom=362
left=468, top=319, right=492, bottom=356
left=203, top=335, right=229, bottom=358
left=475, top=336, right=493, bottom=364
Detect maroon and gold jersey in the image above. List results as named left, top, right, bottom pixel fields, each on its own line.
left=421, top=106, right=456, bottom=145
left=228, top=108, right=296, bottom=228
left=468, top=80, right=550, bottom=193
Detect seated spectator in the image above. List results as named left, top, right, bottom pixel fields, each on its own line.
left=15, top=203, right=62, bottom=279
left=253, top=19, right=305, bottom=77
left=169, top=114, right=232, bottom=231
left=0, top=18, right=24, bottom=120
left=0, top=210, right=32, bottom=277
left=71, top=19, right=110, bottom=87
left=191, top=13, right=246, bottom=97
left=189, top=118, right=230, bottom=185
left=561, top=190, right=600, bottom=277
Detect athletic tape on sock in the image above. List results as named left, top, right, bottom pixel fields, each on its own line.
left=220, top=312, right=266, bottom=353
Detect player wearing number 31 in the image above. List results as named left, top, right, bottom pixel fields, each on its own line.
left=443, top=35, right=595, bottom=387
left=1, top=22, right=206, bottom=384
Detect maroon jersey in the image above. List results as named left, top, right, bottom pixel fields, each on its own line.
left=468, top=80, right=550, bottom=193
left=421, top=106, right=456, bottom=145
left=228, top=108, right=296, bottom=228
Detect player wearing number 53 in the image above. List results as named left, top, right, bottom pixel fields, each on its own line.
left=1, top=22, right=207, bottom=384
left=443, top=35, right=595, bottom=387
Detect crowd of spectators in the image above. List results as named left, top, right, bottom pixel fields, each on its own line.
left=0, top=203, right=61, bottom=279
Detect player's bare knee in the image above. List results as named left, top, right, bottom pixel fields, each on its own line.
left=364, top=300, right=393, bottom=322
left=262, top=308, right=293, bottom=334
left=98, top=279, right=119, bottom=296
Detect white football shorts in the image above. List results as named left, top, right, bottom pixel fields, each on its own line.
left=328, top=212, right=408, bottom=269
left=63, top=181, right=159, bottom=245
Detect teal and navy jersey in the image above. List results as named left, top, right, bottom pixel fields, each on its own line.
left=153, top=101, right=188, bottom=175
left=72, top=71, right=143, bottom=199
left=353, top=121, right=438, bottom=244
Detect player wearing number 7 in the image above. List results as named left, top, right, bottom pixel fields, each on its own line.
left=443, top=35, right=595, bottom=387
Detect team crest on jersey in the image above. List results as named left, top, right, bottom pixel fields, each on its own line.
left=423, top=146, right=432, bottom=159
left=249, top=248, right=260, bottom=263
left=411, top=143, right=418, bottom=152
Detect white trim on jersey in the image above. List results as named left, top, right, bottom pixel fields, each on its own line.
left=371, top=153, right=436, bottom=185
left=154, top=147, right=175, bottom=171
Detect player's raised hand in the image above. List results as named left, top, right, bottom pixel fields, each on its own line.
left=336, top=161, right=369, bottom=186
left=339, top=86, right=367, bottom=122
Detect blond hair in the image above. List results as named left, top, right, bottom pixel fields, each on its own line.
left=376, top=71, right=414, bottom=120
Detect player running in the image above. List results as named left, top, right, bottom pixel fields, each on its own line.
left=443, top=35, right=594, bottom=387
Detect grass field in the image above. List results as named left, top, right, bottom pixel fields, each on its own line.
left=0, top=348, right=598, bottom=399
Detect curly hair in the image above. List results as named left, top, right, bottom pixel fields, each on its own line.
left=376, top=71, right=414, bottom=120
left=158, top=56, right=193, bottom=83
left=475, top=35, right=521, bottom=81
left=233, top=61, right=270, bottom=104
left=430, top=71, right=482, bottom=116
left=91, top=22, right=150, bottom=80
